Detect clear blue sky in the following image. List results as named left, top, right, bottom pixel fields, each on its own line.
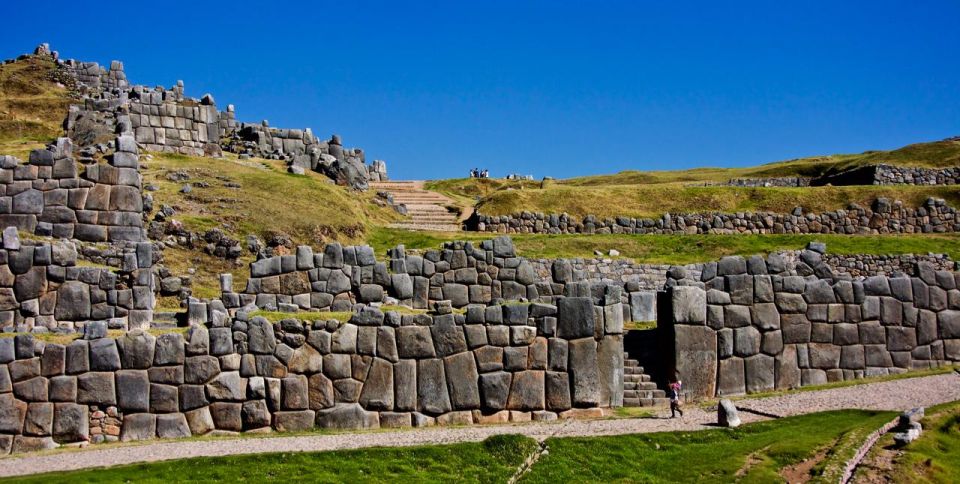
left=4, top=1, right=959, bottom=180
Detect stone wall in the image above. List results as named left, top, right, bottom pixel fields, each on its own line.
left=0, top=136, right=145, bottom=243
left=666, top=249, right=960, bottom=399
left=692, top=177, right=811, bottom=188
left=469, top=197, right=959, bottom=235
left=813, top=164, right=960, bottom=187
left=37, top=45, right=387, bottom=189
left=0, top=228, right=154, bottom=333
left=0, top=297, right=621, bottom=453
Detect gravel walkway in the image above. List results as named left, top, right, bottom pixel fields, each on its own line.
left=1, top=372, right=957, bottom=478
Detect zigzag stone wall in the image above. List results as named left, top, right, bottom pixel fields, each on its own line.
left=0, top=136, right=145, bottom=243
left=666, top=249, right=960, bottom=399
left=0, top=294, right=622, bottom=453
left=0, top=229, right=154, bottom=333
left=470, top=197, right=959, bottom=235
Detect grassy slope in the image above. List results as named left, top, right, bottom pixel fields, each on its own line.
left=475, top=184, right=960, bottom=219
left=2, top=410, right=894, bottom=484
left=2, top=434, right=537, bottom=484
left=370, top=228, right=960, bottom=265
left=430, top=139, right=960, bottom=219
left=883, top=399, right=960, bottom=483
left=523, top=410, right=894, bottom=483
left=0, top=55, right=72, bottom=159
left=143, top=152, right=400, bottom=300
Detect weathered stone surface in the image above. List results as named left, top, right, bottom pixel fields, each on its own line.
left=118, top=330, right=156, bottom=369
left=479, top=371, right=511, bottom=410
left=674, top=325, right=718, bottom=398
left=52, top=403, right=87, bottom=442
left=116, top=370, right=150, bottom=412
left=0, top=393, right=27, bottom=433
left=120, top=413, right=156, bottom=442
left=77, top=372, right=115, bottom=405
left=206, top=371, right=245, bottom=401
left=209, top=402, right=242, bottom=431
left=396, top=326, right=435, bottom=359
left=416, top=359, right=451, bottom=415
left=444, top=352, right=480, bottom=409
left=432, top=319, right=467, bottom=357
left=156, top=413, right=191, bottom=439
left=184, top=356, right=220, bottom=384
left=89, top=339, right=121, bottom=371
left=744, top=354, right=774, bottom=393
left=718, top=399, right=741, bottom=427
left=315, top=403, right=379, bottom=429
left=568, top=337, right=600, bottom=406
left=358, top=358, right=394, bottom=410
left=185, top=407, right=215, bottom=435
left=671, top=286, right=707, bottom=324
left=247, top=317, right=277, bottom=354
left=557, top=297, right=596, bottom=338
left=507, top=370, right=545, bottom=410
left=241, top=400, right=271, bottom=429
left=717, top=357, right=745, bottom=396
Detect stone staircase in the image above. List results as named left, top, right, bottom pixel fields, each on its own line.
left=623, top=352, right=669, bottom=407
left=370, top=181, right=462, bottom=232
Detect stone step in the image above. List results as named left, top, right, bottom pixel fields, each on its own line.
left=624, top=389, right=665, bottom=398
left=622, top=397, right=670, bottom=408
left=387, top=223, right=462, bottom=232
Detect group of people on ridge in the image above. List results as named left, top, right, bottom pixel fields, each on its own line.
left=469, top=168, right=489, bottom=178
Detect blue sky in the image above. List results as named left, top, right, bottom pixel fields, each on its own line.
left=3, top=1, right=959, bottom=180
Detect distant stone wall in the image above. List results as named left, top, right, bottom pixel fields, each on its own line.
left=470, top=197, right=959, bottom=235
left=692, top=177, right=811, bottom=188
left=0, top=229, right=154, bottom=333
left=0, top=297, right=621, bottom=453
left=40, top=46, right=387, bottom=188
left=666, top=250, right=960, bottom=399
left=0, top=137, right=145, bottom=243
left=813, top=164, right=960, bottom=187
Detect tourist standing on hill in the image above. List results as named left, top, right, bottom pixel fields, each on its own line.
left=669, top=380, right=684, bottom=418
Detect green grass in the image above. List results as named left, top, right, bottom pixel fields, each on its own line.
left=248, top=310, right=353, bottom=323
left=2, top=411, right=896, bottom=483
left=475, top=183, right=960, bottom=219
left=2, top=434, right=538, bottom=484
left=884, top=399, right=960, bottom=483
left=523, top=410, right=894, bottom=483
left=370, top=228, right=960, bottom=265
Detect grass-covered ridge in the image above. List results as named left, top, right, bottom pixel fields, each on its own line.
left=0, top=55, right=72, bottom=159
left=474, top=183, right=960, bottom=219
left=370, top=228, right=960, bottom=265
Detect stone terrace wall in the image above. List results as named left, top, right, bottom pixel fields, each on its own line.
left=666, top=250, right=960, bottom=399
left=127, top=87, right=222, bottom=157
left=813, top=164, right=960, bottom=187
left=470, top=197, right=959, bottom=235
left=0, top=298, right=622, bottom=453
left=0, top=229, right=154, bottom=333
left=0, top=137, right=145, bottom=243
left=692, top=177, right=811, bottom=188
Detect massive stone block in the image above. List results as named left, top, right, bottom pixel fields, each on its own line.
left=673, top=325, right=718, bottom=398
left=416, top=359, right=451, bottom=415
left=671, top=286, right=706, bottom=324
left=568, top=337, right=600, bottom=406
left=443, top=352, right=480, bottom=410
left=557, top=297, right=596, bottom=338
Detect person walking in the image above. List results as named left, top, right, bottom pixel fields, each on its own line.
left=669, top=380, right=684, bottom=418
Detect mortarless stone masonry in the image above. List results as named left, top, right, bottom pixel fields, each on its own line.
left=470, top=197, right=960, bottom=235
left=666, top=249, right=960, bottom=398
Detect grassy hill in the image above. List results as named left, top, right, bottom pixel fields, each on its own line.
left=143, top=151, right=400, bottom=301
left=427, top=138, right=960, bottom=219
left=0, top=55, right=72, bottom=158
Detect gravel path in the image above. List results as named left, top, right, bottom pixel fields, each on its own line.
left=1, top=372, right=957, bottom=478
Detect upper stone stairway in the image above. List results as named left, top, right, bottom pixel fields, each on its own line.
left=371, top=181, right=462, bottom=232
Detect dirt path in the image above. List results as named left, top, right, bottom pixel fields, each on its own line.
left=1, top=372, right=957, bottom=478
